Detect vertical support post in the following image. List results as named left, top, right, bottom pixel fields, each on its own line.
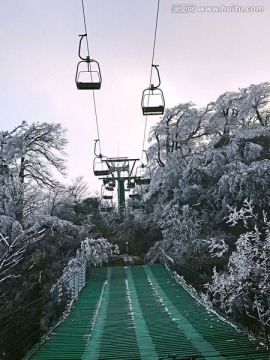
left=118, top=178, right=126, bottom=215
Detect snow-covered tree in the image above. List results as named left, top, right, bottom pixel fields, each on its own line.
left=145, top=82, right=270, bottom=294
left=0, top=121, right=68, bottom=222
left=206, top=200, right=270, bottom=345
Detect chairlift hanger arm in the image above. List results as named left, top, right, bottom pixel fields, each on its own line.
left=94, top=139, right=102, bottom=158
left=143, top=150, right=149, bottom=166
left=151, top=64, right=161, bottom=89
left=78, top=34, right=100, bottom=66
left=94, top=139, right=107, bottom=160
left=78, top=34, right=89, bottom=61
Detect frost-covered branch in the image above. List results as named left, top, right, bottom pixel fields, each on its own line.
left=227, top=199, right=257, bottom=227
left=204, top=237, right=229, bottom=258
left=0, top=222, right=44, bottom=283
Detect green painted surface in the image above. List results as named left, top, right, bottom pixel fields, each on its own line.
left=125, top=266, right=158, bottom=360
left=144, top=266, right=225, bottom=359
left=82, top=268, right=111, bottom=360
left=30, top=265, right=269, bottom=360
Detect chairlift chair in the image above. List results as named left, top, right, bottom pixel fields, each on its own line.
left=93, top=140, right=109, bottom=176
left=100, top=203, right=113, bottom=213
left=93, top=157, right=110, bottom=176
left=127, top=180, right=136, bottom=189
left=101, top=185, right=113, bottom=200
left=75, top=34, right=102, bottom=90
left=141, top=88, right=165, bottom=115
left=141, top=65, right=165, bottom=116
left=135, top=163, right=151, bottom=185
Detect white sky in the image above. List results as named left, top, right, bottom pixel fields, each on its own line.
left=1, top=0, right=269, bottom=195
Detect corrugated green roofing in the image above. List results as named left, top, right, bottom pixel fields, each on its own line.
left=30, top=265, right=269, bottom=359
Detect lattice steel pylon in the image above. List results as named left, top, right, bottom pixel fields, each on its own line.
left=99, top=157, right=140, bottom=215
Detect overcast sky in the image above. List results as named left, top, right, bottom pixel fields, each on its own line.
left=1, top=0, right=269, bottom=195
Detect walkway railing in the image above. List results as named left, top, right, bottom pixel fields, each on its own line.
left=51, top=260, right=87, bottom=304
left=66, top=261, right=87, bottom=301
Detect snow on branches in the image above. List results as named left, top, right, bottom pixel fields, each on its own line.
left=0, top=216, right=44, bottom=283
left=52, top=237, right=119, bottom=303
left=58, top=237, right=119, bottom=286
left=80, top=237, right=119, bottom=267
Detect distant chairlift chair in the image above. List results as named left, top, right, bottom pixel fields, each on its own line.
left=101, top=185, right=113, bottom=200
left=141, top=64, right=165, bottom=116
left=93, top=140, right=110, bottom=176
left=135, top=164, right=151, bottom=185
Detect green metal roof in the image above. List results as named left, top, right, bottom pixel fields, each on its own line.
left=29, top=265, right=269, bottom=359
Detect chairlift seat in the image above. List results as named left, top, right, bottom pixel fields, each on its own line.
left=94, top=170, right=110, bottom=176
left=136, top=177, right=151, bottom=185
left=77, top=82, right=101, bottom=90
left=103, top=195, right=113, bottom=200
left=105, top=186, right=114, bottom=191
left=142, top=105, right=164, bottom=116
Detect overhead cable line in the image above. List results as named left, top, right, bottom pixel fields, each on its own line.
left=141, top=0, right=161, bottom=164
left=149, top=0, right=161, bottom=86
left=80, top=0, right=103, bottom=156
